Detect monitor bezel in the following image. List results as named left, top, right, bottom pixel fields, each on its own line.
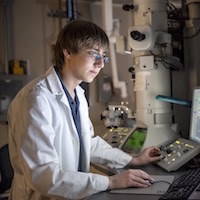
left=189, top=86, right=200, bottom=143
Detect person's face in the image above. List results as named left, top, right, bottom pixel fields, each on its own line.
left=64, top=46, right=109, bottom=84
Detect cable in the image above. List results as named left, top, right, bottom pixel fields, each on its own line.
left=153, top=180, right=172, bottom=186
left=184, top=27, right=200, bottom=39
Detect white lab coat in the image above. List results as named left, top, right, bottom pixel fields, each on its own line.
left=7, top=66, right=132, bottom=200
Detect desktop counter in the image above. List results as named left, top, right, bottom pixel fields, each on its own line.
left=87, top=162, right=189, bottom=200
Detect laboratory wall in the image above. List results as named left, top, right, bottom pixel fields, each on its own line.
left=1, top=0, right=197, bottom=148
left=0, top=0, right=134, bottom=146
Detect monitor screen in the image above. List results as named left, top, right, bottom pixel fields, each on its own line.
left=190, top=87, right=200, bottom=143
left=121, top=127, right=146, bottom=154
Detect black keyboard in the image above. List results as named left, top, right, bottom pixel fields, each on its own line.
left=159, top=168, right=200, bottom=200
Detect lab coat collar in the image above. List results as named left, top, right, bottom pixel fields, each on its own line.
left=42, top=66, right=72, bottom=113
left=44, top=66, right=86, bottom=140
left=45, top=66, right=64, bottom=95
left=44, top=66, right=85, bottom=97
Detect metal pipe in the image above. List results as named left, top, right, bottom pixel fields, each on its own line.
left=3, top=0, right=9, bottom=74
left=102, top=0, right=128, bottom=99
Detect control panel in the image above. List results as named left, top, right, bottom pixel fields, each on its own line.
left=102, top=126, right=146, bottom=155
left=102, top=127, right=200, bottom=172
left=102, top=127, right=134, bottom=148
left=156, top=138, right=200, bottom=172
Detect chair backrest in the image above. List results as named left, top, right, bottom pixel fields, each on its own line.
left=0, top=144, right=14, bottom=194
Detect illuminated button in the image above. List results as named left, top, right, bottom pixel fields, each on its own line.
left=172, top=158, right=176, bottom=162
left=175, top=140, right=180, bottom=144
left=185, top=144, right=194, bottom=149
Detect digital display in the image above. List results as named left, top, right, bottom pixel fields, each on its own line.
left=190, top=87, right=200, bottom=143
left=122, top=128, right=146, bottom=154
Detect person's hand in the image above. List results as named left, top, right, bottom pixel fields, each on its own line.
left=130, top=146, right=161, bottom=166
left=108, top=169, right=153, bottom=190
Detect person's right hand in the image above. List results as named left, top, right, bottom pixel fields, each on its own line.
left=108, top=169, right=153, bottom=190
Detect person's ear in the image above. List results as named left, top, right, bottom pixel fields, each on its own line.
left=63, top=49, right=71, bottom=58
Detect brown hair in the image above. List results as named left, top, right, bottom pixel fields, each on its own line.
left=54, top=20, right=109, bottom=70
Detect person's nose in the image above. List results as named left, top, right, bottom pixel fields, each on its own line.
left=94, top=58, right=105, bottom=68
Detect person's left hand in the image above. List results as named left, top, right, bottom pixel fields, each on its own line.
left=129, top=146, right=161, bottom=166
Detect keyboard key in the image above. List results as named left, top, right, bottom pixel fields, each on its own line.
left=159, top=168, right=200, bottom=200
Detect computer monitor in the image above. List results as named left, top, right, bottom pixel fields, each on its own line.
left=189, top=87, right=200, bottom=143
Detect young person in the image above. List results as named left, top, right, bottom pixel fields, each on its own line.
left=8, top=20, right=161, bottom=200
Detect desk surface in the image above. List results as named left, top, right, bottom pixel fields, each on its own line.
left=88, top=124, right=195, bottom=200
left=87, top=163, right=187, bottom=200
